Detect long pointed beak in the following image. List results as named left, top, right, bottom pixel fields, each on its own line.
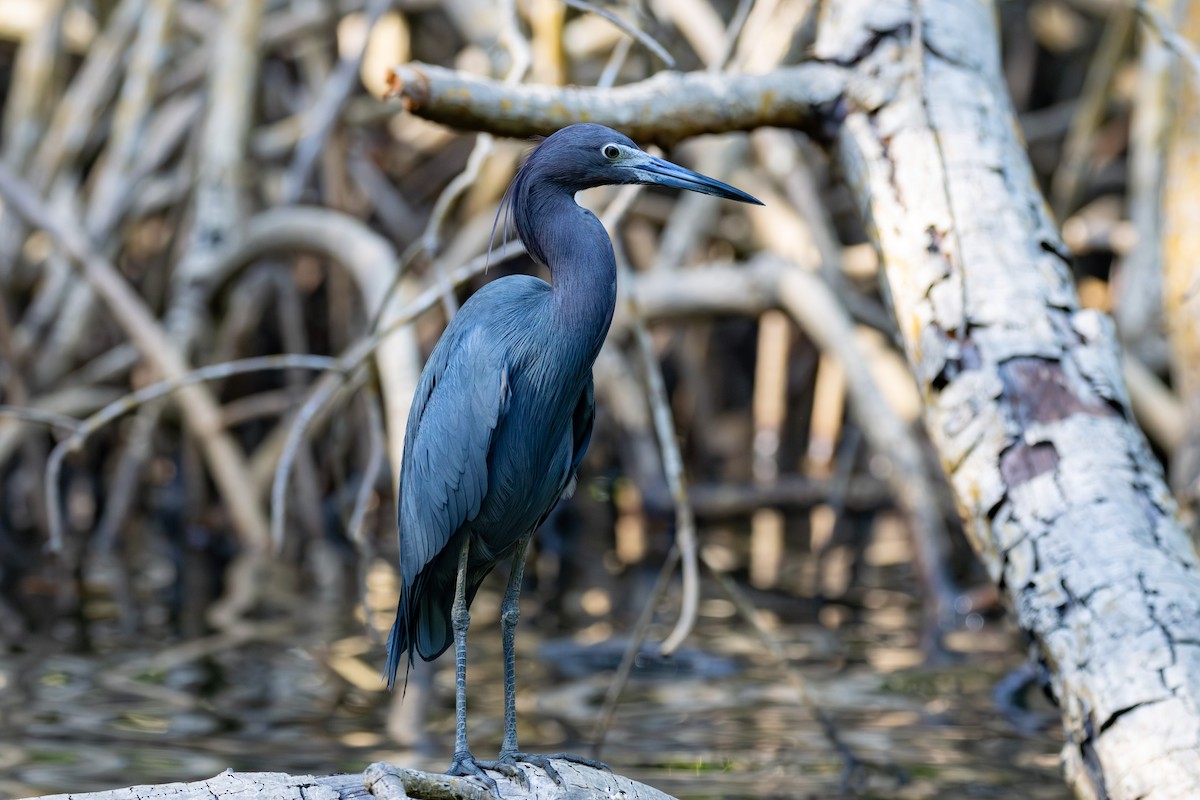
left=628, top=155, right=764, bottom=205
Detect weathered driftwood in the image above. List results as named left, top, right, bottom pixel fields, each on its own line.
left=382, top=0, right=1200, bottom=796
left=21, top=762, right=677, bottom=800
left=821, top=0, right=1200, bottom=797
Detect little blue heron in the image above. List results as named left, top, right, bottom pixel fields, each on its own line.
left=386, top=123, right=761, bottom=790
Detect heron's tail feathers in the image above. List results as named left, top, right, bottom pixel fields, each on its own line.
left=383, top=554, right=495, bottom=693
left=417, top=594, right=452, bottom=659
left=383, top=581, right=455, bottom=694
left=384, top=595, right=415, bottom=694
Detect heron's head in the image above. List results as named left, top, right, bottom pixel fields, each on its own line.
left=491, top=124, right=762, bottom=268
left=525, top=123, right=763, bottom=205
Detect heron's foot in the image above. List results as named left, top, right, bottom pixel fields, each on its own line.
left=496, top=750, right=610, bottom=786
left=446, top=750, right=524, bottom=794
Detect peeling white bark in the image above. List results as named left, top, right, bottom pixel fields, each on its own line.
left=818, top=0, right=1200, bottom=797
left=20, top=762, right=674, bottom=800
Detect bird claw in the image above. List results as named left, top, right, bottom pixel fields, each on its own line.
left=496, top=751, right=611, bottom=786
left=447, top=751, right=523, bottom=794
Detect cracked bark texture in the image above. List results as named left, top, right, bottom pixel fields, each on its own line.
left=817, top=0, right=1200, bottom=797
left=20, top=762, right=675, bottom=800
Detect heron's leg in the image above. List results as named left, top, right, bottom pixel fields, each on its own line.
left=450, top=535, right=472, bottom=760
left=491, top=531, right=610, bottom=786
left=444, top=535, right=520, bottom=793
left=497, top=531, right=534, bottom=756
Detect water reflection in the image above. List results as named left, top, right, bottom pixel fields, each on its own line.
left=1, top=603, right=1066, bottom=800
left=0, top=516, right=1066, bottom=800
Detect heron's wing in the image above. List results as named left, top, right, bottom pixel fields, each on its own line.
left=561, top=378, right=595, bottom=500
left=397, top=325, right=511, bottom=587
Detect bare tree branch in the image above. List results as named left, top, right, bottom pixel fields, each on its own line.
left=384, top=62, right=851, bottom=146
left=44, top=355, right=338, bottom=550
left=1160, top=0, right=1200, bottom=513
left=0, top=162, right=271, bottom=552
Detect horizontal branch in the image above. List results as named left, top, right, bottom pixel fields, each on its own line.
left=384, top=62, right=851, bottom=146
left=688, top=473, right=891, bottom=518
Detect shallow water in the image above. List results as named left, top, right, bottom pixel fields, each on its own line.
left=0, top=522, right=1068, bottom=799
left=0, top=611, right=1067, bottom=799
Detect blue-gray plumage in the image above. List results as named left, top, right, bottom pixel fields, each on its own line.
left=385, top=123, right=761, bottom=791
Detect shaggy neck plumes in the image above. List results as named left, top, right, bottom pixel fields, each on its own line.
left=506, top=153, right=617, bottom=358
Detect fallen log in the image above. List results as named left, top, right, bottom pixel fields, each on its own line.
left=22, top=762, right=677, bottom=800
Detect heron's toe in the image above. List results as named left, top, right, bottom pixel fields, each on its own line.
left=498, top=751, right=610, bottom=786
left=472, top=758, right=530, bottom=789
left=446, top=751, right=502, bottom=794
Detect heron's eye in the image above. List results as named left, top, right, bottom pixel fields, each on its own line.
left=603, top=144, right=620, bottom=160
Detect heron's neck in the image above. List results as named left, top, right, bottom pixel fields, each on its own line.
left=521, top=189, right=617, bottom=358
